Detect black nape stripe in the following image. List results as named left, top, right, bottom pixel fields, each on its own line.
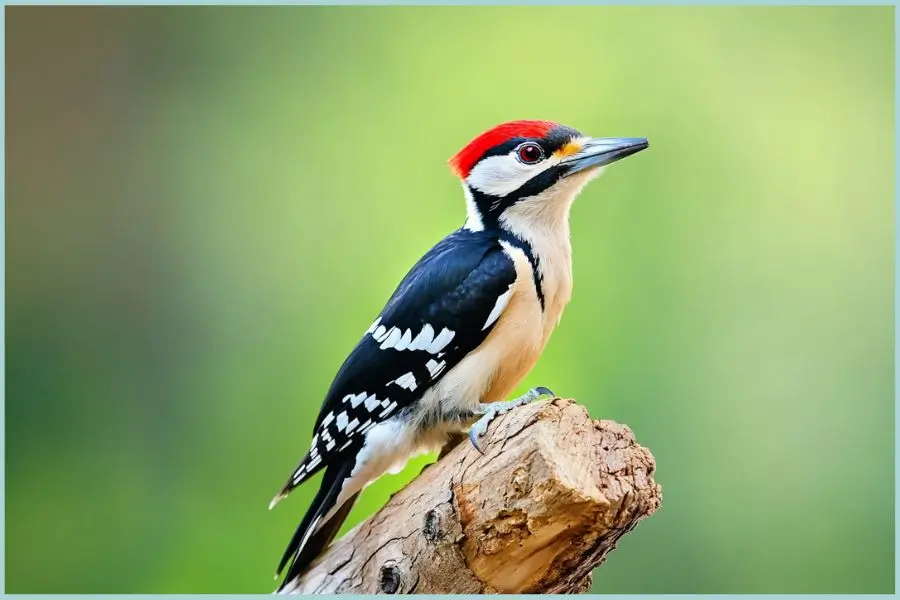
left=498, top=231, right=545, bottom=311
left=464, top=189, right=547, bottom=310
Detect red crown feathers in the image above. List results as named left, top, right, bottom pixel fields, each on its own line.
left=449, top=120, right=557, bottom=179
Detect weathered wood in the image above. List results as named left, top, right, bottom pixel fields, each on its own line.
left=279, top=398, right=661, bottom=594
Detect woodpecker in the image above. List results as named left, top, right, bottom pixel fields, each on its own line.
left=269, top=120, right=648, bottom=592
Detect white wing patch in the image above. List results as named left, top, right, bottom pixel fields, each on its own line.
left=379, top=400, right=398, bottom=418
left=368, top=321, right=455, bottom=355
left=427, top=328, right=455, bottom=354
left=345, top=392, right=366, bottom=408
left=408, top=324, right=434, bottom=350
left=365, top=317, right=382, bottom=334
left=380, top=327, right=402, bottom=350
left=364, top=394, right=380, bottom=413
left=483, top=285, right=513, bottom=330
left=335, top=411, right=349, bottom=432
left=286, top=388, right=407, bottom=490
left=389, top=371, right=418, bottom=391
left=426, top=358, right=447, bottom=378
left=395, top=328, right=413, bottom=350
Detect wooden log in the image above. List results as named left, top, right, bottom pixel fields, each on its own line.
left=279, top=398, right=661, bottom=594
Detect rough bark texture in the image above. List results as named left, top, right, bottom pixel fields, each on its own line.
left=281, top=398, right=661, bottom=595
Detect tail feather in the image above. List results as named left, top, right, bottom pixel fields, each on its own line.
left=275, top=463, right=360, bottom=591
left=269, top=451, right=320, bottom=511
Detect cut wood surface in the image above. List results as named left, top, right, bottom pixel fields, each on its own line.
left=279, top=398, right=661, bottom=594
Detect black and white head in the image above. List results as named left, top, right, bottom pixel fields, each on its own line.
left=449, top=120, right=649, bottom=233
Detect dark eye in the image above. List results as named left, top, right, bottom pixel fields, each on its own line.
left=516, top=142, right=544, bottom=165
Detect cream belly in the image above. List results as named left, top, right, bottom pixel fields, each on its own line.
left=410, top=240, right=571, bottom=438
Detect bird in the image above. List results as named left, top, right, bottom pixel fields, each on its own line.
left=269, top=120, right=649, bottom=592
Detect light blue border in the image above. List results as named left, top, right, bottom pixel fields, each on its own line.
left=1, top=1, right=895, bottom=598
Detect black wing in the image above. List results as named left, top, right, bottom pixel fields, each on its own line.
left=275, top=228, right=517, bottom=495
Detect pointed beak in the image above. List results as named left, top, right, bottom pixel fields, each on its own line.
left=562, top=137, right=649, bottom=176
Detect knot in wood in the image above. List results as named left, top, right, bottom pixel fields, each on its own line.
left=379, top=564, right=401, bottom=594
left=423, top=509, right=441, bottom=542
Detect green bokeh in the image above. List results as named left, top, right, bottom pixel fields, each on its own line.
left=6, top=6, right=893, bottom=593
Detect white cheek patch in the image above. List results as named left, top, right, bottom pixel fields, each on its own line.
left=466, top=153, right=559, bottom=198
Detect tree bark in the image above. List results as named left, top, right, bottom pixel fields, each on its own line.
left=279, top=398, right=661, bottom=594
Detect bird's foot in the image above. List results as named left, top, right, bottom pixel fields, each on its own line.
left=468, top=386, right=555, bottom=455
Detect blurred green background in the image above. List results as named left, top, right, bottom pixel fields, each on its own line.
left=6, top=5, right=894, bottom=594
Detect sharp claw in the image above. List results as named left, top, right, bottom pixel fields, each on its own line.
left=469, top=427, right=485, bottom=455
left=468, top=388, right=556, bottom=457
